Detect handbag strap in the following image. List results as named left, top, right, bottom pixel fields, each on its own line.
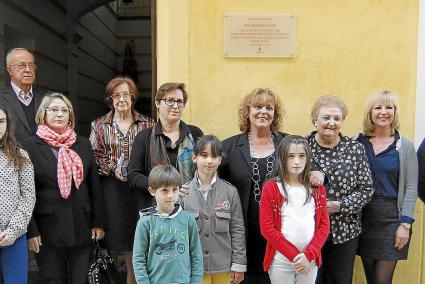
left=89, top=238, right=101, bottom=264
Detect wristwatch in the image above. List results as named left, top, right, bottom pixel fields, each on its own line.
left=400, top=223, right=411, bottom=230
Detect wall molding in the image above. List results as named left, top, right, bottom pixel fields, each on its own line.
left=78, top=22, right=118, bottom=56
left=78, top=70, right=108, bottom=86
left=78, top=46, right=117, bottom=72
left=34, top=51, right=67, bottom=68
left=2, top=0, right=66, bottom=41
left=92, top=9, right=118, bottom=38
left=416, top=0, right=425, bottom=147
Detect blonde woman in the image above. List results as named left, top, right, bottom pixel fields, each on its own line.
left=356, top=90, right=418, bottom=284
left=23, top=93, right=105, bottom=283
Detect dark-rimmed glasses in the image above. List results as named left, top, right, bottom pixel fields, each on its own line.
left=161, top=98, right=186, bottom=107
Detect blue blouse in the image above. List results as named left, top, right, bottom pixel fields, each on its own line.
left=358, top=132, right=414, bottom=224
left=358, top=133, right=399, bottom=198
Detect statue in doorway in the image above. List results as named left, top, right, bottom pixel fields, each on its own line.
left=123, top=40, right=138, bottom=83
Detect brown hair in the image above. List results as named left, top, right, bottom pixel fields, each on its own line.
left=35, top=93, right=76, bottom=129
left=238, top=88, right=284, bottom=132
left=273, top=135, right=312, bottom=204
left=363, top=89, right=400, bottom=136
left=0, top=104, right=28, bottom=169
left=310, top=95, right=348, bottom=125
left=155, top=82, right=188, bottom=103
left=148, top=165, right=183, bottom=191
left=104, top=77, right=139, bottom=108
left=194, top=134, right=225, bottom=158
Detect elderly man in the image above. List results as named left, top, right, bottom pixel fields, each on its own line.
left=0, top=48, right=43, bottom=143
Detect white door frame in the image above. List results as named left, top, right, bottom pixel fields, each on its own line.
left=416, top=0, right=425, bottom=147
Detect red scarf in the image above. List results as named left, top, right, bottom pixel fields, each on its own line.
left=36, top=125, right=84, bottom=199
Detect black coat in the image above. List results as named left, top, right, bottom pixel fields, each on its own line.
left=22, top=135, right=105, bottom=248
left=218, top=132, right=287, bottom=226
left=128, top=121, right=203, bottom=210
left=0, top=85, right=43, bottom=144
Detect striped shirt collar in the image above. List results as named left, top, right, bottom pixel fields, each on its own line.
left=11, top=81, right=33, bottom=106
left=98, top=110, right=151, bottom=125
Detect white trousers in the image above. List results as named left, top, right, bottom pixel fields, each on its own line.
left=268, top=258, right=318, bottom=284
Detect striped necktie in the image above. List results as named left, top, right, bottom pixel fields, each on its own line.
left=19, top=90, right=32, bottom=106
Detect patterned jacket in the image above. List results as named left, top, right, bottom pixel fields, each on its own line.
left=0, top=149, right=35, bottom=243
left=89, top=110, right=154, bottom=175
left=307, top=133, right=374, bottom=244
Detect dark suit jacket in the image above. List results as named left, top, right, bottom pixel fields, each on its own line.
left=22, top=135, right=105, bottom=248
left=0, top=84, right=43, bottom=144
left=218, top=132, right=287, bottom=227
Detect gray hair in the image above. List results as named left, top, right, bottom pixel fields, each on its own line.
left=5, top=48, right=33, bottom=65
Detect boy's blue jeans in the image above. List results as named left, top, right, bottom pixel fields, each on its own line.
left=0, top=234, right=28, bottom=284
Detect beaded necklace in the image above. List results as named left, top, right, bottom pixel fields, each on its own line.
left=248, top=132, right=275, bottom=202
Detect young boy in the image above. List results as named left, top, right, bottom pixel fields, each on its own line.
left=133, top=165, right=203, bottom=284
left=180, top=135, right=246, bottom=284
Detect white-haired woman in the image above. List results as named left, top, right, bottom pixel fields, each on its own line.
left=307, top=95, right=374, bottom=284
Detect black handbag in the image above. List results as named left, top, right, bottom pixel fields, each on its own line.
left=88, top=239, right=124, bottom=284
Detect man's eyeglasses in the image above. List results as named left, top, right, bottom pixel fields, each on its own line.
left=161, top=98, right=186, bottom=107
left=46, top=107, right=72, bottom=114
left=110, top=92, right=133, bottom=100
left=8, top=62, right=37, bottom=71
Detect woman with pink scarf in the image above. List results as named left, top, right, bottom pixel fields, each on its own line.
left=23, top=93, right=105, bottom=284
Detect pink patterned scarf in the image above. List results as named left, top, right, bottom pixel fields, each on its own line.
left=36, top=125, right=84, bottom=199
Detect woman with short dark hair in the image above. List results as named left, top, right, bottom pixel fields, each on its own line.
left=128, top=82, right=203, bottom=210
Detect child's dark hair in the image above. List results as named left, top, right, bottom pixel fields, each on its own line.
left=194, top=135, right=225, bottom=158
left=0, top=104, right=28, bottom=169
left=148, top=165, right=182, bottom=190
left=274, top=135, right=312, bottom=204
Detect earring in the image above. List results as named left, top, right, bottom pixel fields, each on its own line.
left=68, top=121, right=72, bottom=126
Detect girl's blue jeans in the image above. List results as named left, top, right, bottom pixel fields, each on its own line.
left=0, top=234, right=28, bottom=284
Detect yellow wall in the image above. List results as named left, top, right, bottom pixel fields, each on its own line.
left=157, top=1, right=421, bottom=283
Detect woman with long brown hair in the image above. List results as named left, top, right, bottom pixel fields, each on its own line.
left=0, top=104, right=35, bottom=284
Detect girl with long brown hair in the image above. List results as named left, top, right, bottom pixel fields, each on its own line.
left=259, top=135, right=329, bottom=284
left=0, top=104, right=35, bottom=284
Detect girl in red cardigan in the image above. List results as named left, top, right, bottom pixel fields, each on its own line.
left=259, top=135, right=330, bottom=284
